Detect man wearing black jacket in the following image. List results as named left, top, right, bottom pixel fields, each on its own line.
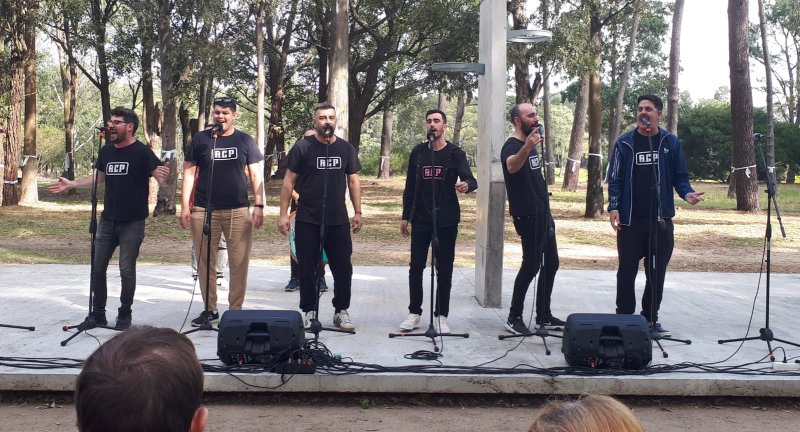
left=398, top=109, right=477, bottom=334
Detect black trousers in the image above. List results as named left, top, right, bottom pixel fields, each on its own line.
left=509, top=213, right=559, bottom=318
left=615, top=217, right=674, bottom=322
left=295, top=221, right=352, bottom=313
left=408, top=223, right=458, bottom=317
left=92, top=218, right=145, bottom=313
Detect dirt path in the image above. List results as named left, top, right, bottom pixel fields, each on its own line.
left=2, top=396, right=798, bottom=431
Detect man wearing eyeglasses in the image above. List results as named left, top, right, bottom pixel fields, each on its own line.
left=49, top=107, right=170, bottom=330
left=180, top=97, right=265, bottom=327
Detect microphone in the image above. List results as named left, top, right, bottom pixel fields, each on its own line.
left=640, top=115, right=651, bottom=127
left=95, top=126, right=108, bottom=132
left=753, top=133, right=764, bottom=142
left=322, top=124, right=334, bottom=138
left=535, top=124, right=544, bottom=138
left=426, top=130, right=436, bottom=149
left=209, top=123, right=222, bottom=135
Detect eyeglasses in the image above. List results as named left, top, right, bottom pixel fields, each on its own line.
left=213, top=97, right=235, bottom=105
left=108, top=120, right=129, bottom=126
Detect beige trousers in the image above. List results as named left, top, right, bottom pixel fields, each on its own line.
left=191, top=207, right=253, bottom=311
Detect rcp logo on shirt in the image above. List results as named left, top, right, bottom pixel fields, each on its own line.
left=213, top=148, right=238, bottom=160
left=105, top=162, right=129, bottom=175
left=635, top=151, right=659, bottom=165
left=422, top=165, right=444, bottom=179
left=317, top=156, right=342, bottom=169
left=528, top=155, right=541, bottom=170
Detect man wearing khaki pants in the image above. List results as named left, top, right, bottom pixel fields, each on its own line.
left=179, top=96, right=265, bottom=326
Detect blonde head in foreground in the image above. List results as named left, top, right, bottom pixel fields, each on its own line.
left=529, top=394, right=644, bottom=432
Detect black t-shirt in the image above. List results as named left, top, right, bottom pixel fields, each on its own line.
left=632, top=130, right=660, bottom=218
left=501, top=137, right=549, bottom=217
left=185, top=129, right=263, bottom=210
left=286, top=136, right=361, bottom=225
left=95, top=140, right=162, bottom=222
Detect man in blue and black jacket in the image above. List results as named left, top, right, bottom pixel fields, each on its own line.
left=607, top=94, right=704, bottom=336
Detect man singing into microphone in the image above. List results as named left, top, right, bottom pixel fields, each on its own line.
left=49, top=107, right=169, bottom=330
left=278, top=102, right=363, bottom=332
left=607, top=95, right=704, bottom=335
left=397, top=109, right=477, bottom=334
left=501, top=103, right=563, bottom=335
left=179, top=96, right=265, bottom=326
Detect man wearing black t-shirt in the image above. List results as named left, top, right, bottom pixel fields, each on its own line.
left=608, top=95, right=704, bottom=335
left=501, top=103, right=563, bottom=335
left=398, top=109, right=477, bottom=334
left=278, top=102, right=363, bottom=332
left=180, top=97, right=265, bottom=327
left=50, top=107, right=169, bottom=330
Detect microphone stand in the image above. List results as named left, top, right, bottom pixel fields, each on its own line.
left=717, top=135, right=798, bottom=359
left=389, top=135, right=469, bottom=352
left=61, top=127, right=121, bottom=345
left=643, top=121, right=690, bottom=358
left=498, top=129, right=560, bottom=354
left=184, top=128, right=222, bottom=336
left=307, top=129, right=355, bottom=340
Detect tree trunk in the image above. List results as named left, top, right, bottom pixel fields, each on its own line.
left=265, top=1, right=297, bottom=181
left=377, top=108, right=393, bottom=179
left=609, top=0, right=641, bottom=158
left=255, top=0, right=266, bottom=163
left=728, top=0, right=759, bottom=211
left=542, top=63, right=555, bottom=185
left=90, top=0, right=112, bottom=122
left=139, top=16, right=161, bottom=206
left=3, top=10, right=26, bottom=206
left=562, top=77, right=589, bottom=192
left=328, top=0, right=349, bottom=140
left=153, top=2, right=179, bottom=216
left=438, top=83, right=447, bottom=112
left=757, top=0, right=776, bottom=176
left=452, top=91, right=466, bottom=146
left=20, top=4, right=38, bottom=206
left=584, top=10, right=604, bottom=218
left=57, top=27, right=77, bottom=186
left=666, top=0, right=685, bottom=134
left=511, top=0, right=532, bottom=103
left=312, top=0, right=331, bottom=102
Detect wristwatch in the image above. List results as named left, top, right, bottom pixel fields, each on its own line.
left=254, top=204, right=264, bottom=209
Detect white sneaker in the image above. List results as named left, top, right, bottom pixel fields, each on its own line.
left=333, top=310, right=355, bottom=332
left=436, top=316, right=451, bottom=334
left=303, top=311, right=316, bottom=330
left=399, top=313, right=421, bottom=331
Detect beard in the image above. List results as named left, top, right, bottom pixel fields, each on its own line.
left=521, top=122, right=536, bottom=137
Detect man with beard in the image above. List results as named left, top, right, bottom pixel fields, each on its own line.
left=278, top=102, right=363, bottom=332
left=398, top=109, right=477, bottom=334
left=49, top=107, right=169, bottom=330
left=607, top=95, right=704, bottom=335
left=180, top=97, right=265, bottom=327
left=501, top=103, right=563, bottom=335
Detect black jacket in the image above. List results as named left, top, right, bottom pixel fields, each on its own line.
left=402, top=141, right=477, bottom=227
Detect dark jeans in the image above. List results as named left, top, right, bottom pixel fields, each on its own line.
left=92, top=218, right=146, bottom=312
left=615, top=217, right=674, bottom=322
left=408, top=224, right=458, bottom=317
left=295, top=221, right=352, bottom=313
left=509, top=213, right=559, bottom=319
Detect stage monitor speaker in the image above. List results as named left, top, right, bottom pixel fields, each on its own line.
left=561, top=313, right=652, bottom=370
left=217, top=310, right=305, bottom=366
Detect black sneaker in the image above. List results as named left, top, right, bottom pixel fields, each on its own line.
left=284, top=277, right=300, bottom=292
left=652, top=322, right=671, bottom=337
left=91, top=310, right=108, bottom=326
left=115, top=310, right=132, bottom=330
left=536, top=315, right=566, bottom=329
left=318, top=277, right=328, bottom=292
left=505, top=315, right=532, bottom=335
left=191, top=310, right=219, bottom=327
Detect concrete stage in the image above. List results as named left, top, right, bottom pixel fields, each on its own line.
left=1, top=264, right=799, bottom=397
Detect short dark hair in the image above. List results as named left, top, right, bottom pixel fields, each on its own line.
left=425, top=109, right=447, bottom=124
left=75, top=326, right=204, bottom=432
left=314, top=101, right=336, bottom=114
left=109, top=107, right=139, bottom=134
left=213, top=96, right=238, bottom=112
left=637, top=94, right=664, bottom=111
left=508, top=104, right=523, bottom=126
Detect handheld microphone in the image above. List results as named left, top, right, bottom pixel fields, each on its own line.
left=535, top=124, right=544, bottom=138
left=322, top=124, right=335, bottom=139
